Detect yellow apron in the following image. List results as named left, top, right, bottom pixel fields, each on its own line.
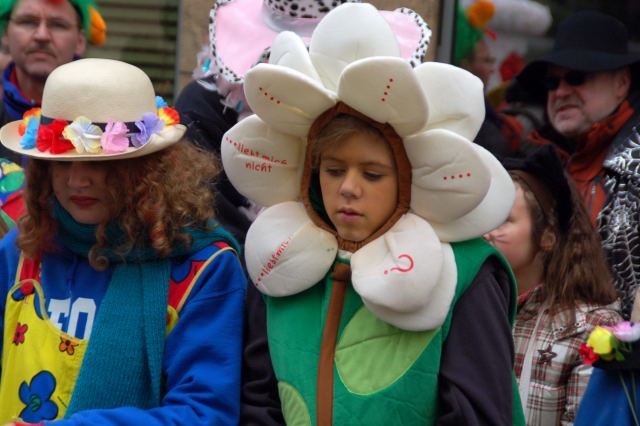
left=0, top=255, right=85, bottom=422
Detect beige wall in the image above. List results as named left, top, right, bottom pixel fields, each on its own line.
left=176, top=0, right=441, bottom=93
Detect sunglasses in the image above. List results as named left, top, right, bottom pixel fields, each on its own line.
left=543, top=70, right=590, bottom=91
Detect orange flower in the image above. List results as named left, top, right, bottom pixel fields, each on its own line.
left=18, top=108, right=41, bottom=136
left=158, top=107, right=180, bottom=126
left=59, top=337, right=79, bottom=355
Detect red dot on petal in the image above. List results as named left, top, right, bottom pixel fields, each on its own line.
left=389, top=78, right=394, bottom=82
left=459, top=174, right=463, bottom=178
left=381, top=98, right=386, bottom=102
left=277, top=100, right=281, bottom=104
left=467, top=172, right=471, bottom=177
left=386, top=85, right=391, bottom=89
left=451, top=176, right=455, bottom=179
left=443, top=176, right=447, bottom=180
left=384, top=92, right=388, bottom=95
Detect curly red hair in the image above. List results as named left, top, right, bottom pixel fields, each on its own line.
left=17, top=141, right=220, bottom=269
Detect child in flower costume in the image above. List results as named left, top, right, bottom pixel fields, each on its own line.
left=221, top=3, right=524, bottom=424
left=0, top=59, right=245, bottom=424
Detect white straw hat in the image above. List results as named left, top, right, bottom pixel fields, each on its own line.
left=0, top=58, right=185, bottom=161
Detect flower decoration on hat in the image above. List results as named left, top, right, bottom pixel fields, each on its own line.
left=221, top=3, right=514, bottom=331
left=16, top=99, right=180, bottom=157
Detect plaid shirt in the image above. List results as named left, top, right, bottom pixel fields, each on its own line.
left=513, top=286, right=621, bottom=426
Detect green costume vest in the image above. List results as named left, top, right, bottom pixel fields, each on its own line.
left=266, top=239, right=525, bottom=425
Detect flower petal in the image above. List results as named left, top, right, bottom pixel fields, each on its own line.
left=610, top=321, right=640, bottom=342
left=62, top=116, right=102, bottom=154
left=338, top=57, right=428, bottom=137
left=134, top=112, right=164, bottom=146
left=430, top=144, right=515, bottom=242
left=309, top=2, right=401, bottom=91
left=244, top=63, right=336, bottom=137
left=352, top=217, right=458, bottom=331
left=101, top=121, right=130, bottom=153
left=404, top=129, right=490, bottom=224
left=269, top=31, right=322, bottom=83
left=221, top=115, right=304, bottom=207
left=21, top=114, right=40, bottom=149
left=245, top=201, right=338, bottom=296
left=414, top=62, right=485, bottom=141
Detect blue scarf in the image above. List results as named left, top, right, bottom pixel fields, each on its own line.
left=49, top=201, right=238, bottom=414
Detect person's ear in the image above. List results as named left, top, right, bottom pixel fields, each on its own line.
left=539, top=227, right=556, bottom=252
left=75, top=30, right=86, bottom=57
left=615, top=67, right=632, bottom=99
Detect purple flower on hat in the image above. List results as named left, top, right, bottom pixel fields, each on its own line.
left=101, top=121, right=130, bottom=153
left=133, top=112, right=164, bottom=147
left=20, top=114, right=40, bottom=149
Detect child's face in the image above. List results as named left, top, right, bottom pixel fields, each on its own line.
left=484, top=185, right=538, bottom=277
left=51, top=161, right=111, bottom=225
left=319, top=131, right=397, bottom=242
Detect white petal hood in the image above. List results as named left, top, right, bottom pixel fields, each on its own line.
left=221, top=3, right=514, bottom=331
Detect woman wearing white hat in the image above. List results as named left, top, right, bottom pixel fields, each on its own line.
left=0, top=58, right=246, bottom=424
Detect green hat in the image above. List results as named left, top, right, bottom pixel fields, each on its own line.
left=0, top=0, right=106, bottom=45
left=454, top=0, right=495, bottom=65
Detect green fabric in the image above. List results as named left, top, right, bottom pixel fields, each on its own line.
left=454, top=6, right=484, bottom=65
left=267, top=239, right=513, bottom=425
left=0, top=209, right=14, bottom=230
left=335, top=307, right=438, bottom=395
left=0, top=0, right=101, bottom=39
left=49, top=200, right=238, bottom=414
left=278, top=381, right=313, bottom=426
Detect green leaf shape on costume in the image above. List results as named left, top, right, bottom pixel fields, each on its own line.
left=335, top=306, right=438, bottom=395
left=0, top=171, right=24, bottom=193
left=278, top=381, right=312, bottom=426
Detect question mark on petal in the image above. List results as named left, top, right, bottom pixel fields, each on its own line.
left=384, top=254, right=415, bottom=275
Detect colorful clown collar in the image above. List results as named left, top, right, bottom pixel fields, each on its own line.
left=17, top=97, right=180, bottom=156
left=221, top=3, right=515, bottom=331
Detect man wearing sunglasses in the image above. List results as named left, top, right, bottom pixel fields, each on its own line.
left=515, top=10, right=640, bottom=320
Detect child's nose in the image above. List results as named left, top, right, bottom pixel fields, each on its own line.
left=339, top=170, right=361, bottom=198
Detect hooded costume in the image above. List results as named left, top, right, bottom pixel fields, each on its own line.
left=222, top=3, right=523, bottom=424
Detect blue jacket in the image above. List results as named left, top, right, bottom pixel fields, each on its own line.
left=0, top=227, right=246, bottom=424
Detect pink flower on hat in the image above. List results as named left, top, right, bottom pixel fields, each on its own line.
left=101, top=121, right=130, bottom=153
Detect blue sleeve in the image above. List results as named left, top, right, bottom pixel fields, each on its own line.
left=50, top=248, right=247, bottom=425
left=0, top=228, right=20, bottom=381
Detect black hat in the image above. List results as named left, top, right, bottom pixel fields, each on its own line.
left=503, top=145, right=572, bottom=233
left=516, top=10, right=640, bottom=101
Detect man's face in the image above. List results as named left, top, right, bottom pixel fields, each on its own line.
left=3, top=0, right=85, bottom=88
left=467, top=39, right=495, bottom=88
left=545, top=65, right=631, bottom=139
